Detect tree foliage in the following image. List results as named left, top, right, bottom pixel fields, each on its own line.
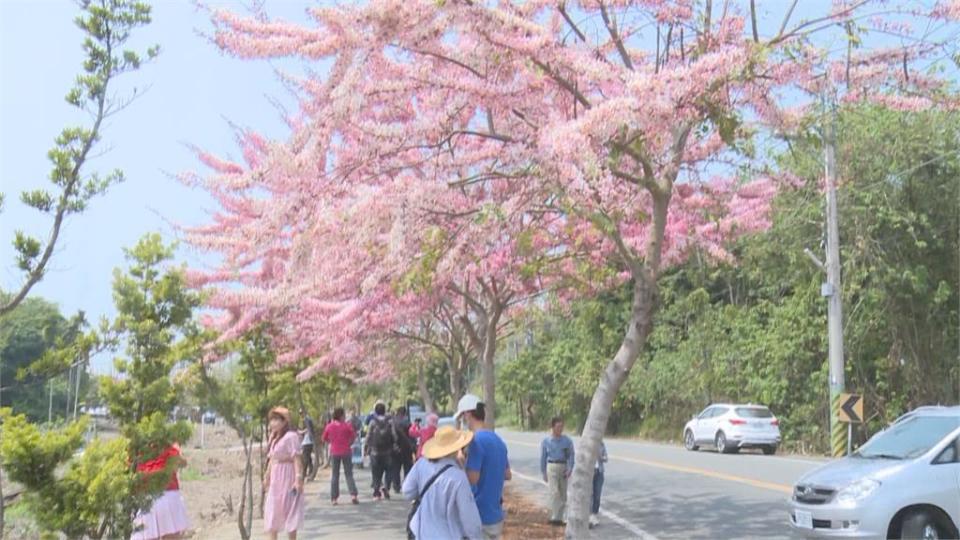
left=0, top=233, right=198, bottom=539
left=501, top=106, right=960, bottom=453
left=0, top=295, right=90, bottom=422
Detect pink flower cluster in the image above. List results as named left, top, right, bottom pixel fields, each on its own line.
left=184, top=0, right=958, bottom=380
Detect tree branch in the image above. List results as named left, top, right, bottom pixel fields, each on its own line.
left=599, top=1, right=634, bottom=70
left=558, top=3, right=587, bottom=43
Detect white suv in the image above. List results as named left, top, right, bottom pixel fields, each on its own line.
left=683, top=404, right=782, bottom=455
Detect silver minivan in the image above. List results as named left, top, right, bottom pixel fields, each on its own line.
left=789, top=406, right=960, bottom=539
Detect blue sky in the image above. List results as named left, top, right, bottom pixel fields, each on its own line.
left=1, top=0, right=318, bottom=371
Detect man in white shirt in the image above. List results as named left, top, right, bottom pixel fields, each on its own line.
left=403, top=426, right=483, bottom=540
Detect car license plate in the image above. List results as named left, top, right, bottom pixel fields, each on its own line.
left=795, top=510, right=813, bottom=529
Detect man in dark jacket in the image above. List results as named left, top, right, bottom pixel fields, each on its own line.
left=388, top=406, right=415, bottom=493
left=364, top=402, right=396, bottom=500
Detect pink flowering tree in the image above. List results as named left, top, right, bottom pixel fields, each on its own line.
left=189, top=0, right=960, bottom=535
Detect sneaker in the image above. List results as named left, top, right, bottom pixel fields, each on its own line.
left=589, top=514, right=599, bottom=528
left=351, top=496, right=360, bottom=505
left=381, top=489, right=391, bottom=500
left=373, top=491, right=382, bottom=501
left=332, top=499, right=339, bottom=506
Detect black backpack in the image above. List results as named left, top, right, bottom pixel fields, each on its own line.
left=368, top=416, right=395, bottom=452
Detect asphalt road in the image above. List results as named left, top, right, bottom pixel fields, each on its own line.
left=500, top=429, right=826, bottom=540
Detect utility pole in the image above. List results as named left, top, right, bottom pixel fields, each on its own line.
left=823, top=96, right=847, bottom=458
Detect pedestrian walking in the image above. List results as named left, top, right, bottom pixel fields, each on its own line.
left=349, top=409, right=363, bottom=436
left=540, top=416, right=574, bottom=526
left=389, top=406, right=416, bottom=493
left=298, top=407, right=317, bottom=481
left=364, top=402, right=396, bottom=500
left=409, top=418, right=422, bottom=448
left=456, top=394, right=511, bottom=540
left=131, top=443, right=190, bottom=540
left=416, top=413, right=439, bottom=459
left=264, top=407, right=306, bottom=540
left=402, top=426, right=483, bottom=540
left=590, top=440, right=608, bottom=529
left=322, top=407, right=360, bottom=505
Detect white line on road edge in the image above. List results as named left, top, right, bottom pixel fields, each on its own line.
left=510, top=470, right=659, bottom=540
left=505, top=439, right=792, bottom=495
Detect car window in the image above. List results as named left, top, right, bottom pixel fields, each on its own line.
left=856, top=416, right=960, bottom=460
left=711, top=407, right=728, bottom=418
left=934, top=438, right=959, bottom=465
left=698, top=407, right=715, bottom=419
left=736, top=407, right=773, bottom=418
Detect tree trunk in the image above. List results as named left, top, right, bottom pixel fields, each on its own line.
left=258, top=429, right=266, bottom=519
left=446, top=355, right=465, bottom=403
left=416, top=361, right=436, bottom=413
left=481, top=308, right=502, bottom=429
left=565, top=274, right=658, bottom=539
left=238, top=434, right=253, bottom=540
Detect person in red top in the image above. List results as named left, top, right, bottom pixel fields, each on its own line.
left=408, top=418, right=422, bottom=447
left=416, top=413, right=439, bottom=459
left=132, top=444, right=190, bottom=540
left=322, top=407, right=359, bottom=505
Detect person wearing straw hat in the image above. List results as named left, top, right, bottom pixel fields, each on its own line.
left=402, top=426, right=483, bottom=540
left=264, top=407, right=306, bottom=540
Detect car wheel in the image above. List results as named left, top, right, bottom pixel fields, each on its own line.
left=716, top=431, right=735, bottom=454
left=684, top=430, right=699, bottom=451
left=899, top=509, right=955, bottom=540
left=762, top=445, right=777, bottom=455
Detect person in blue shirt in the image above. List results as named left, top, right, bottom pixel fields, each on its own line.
left=456, top=394, right=511, bottom=540
left=540, top=417, right=574, bottom=526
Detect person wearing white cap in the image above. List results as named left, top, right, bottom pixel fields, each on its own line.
left=403, top=426, right=483, bottom=540
left=455, top=394, right=511, bottom=540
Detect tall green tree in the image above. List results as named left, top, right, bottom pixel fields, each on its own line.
left=1, top=233, right=198, bottom=539
left=0, top=295, right=84, bottom=421
left=0, top=0, right=158, bottom=316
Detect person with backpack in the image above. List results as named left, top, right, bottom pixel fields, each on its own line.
left=402, top=426, right=483, bottom=540
left=389, top=406, right=415, bottom=493
left=364, top=402, right=396, bottom=500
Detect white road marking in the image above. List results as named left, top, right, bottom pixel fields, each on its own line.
left=510, top=469, right=660, bottom=540
left=504, top=438, right=793, bottom=494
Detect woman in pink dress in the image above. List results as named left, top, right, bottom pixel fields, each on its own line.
left=264, top=407, right=306, bottom=540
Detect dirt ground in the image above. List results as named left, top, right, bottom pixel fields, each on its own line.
left=502, top=485, right=564, bottom=540
left=178, top=425, right=251, bottom=537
